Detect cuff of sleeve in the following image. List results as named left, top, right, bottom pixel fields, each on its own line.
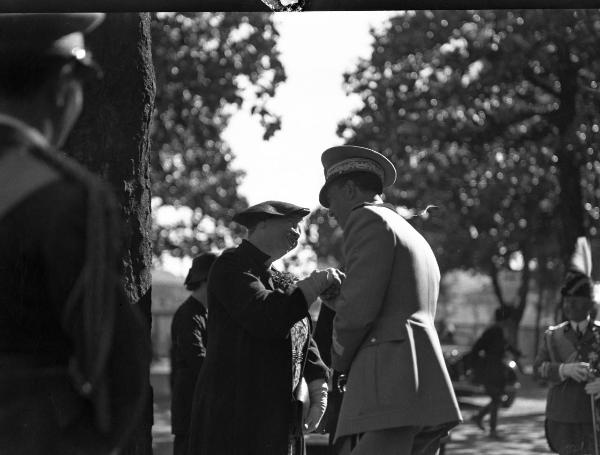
left=558, top=363, right=566, bottom=381
left=297, top=280, right=319, bottom=305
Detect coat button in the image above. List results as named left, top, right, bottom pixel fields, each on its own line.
left=370, top=337, right=377, bottom=343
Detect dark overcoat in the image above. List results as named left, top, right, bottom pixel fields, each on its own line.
left=170, top=296, right=208, bottom=435
left=187, top=240, right=328, bottom=455
left=0, top=123, right=149, bottom=454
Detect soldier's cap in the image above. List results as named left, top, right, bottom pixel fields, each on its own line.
left=561, top=270, right=592, bottom=299
left=184, top=252, right=218, bottom=289
left=0, top=13, right=105, bottom=71
left=232, top=200, right=310, bottom=229
left=319, top=145, right=397, bottom=208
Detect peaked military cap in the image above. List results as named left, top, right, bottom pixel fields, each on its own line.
left=319, top=145, right=397, bottom=207
left=561, top=270, right=593, bottom=298
left=0, top=13, right=104, bottom=69
left=233, top=200, right=310, bottom=228
left=184, top=252, right=217, bottom=289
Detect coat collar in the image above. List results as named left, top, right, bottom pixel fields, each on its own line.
left=237, top=240, right=275, bottom=289
left=0, top=113, right=50, bottom=152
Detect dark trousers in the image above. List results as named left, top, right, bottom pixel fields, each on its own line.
left=338, top=423, right=452, bottom=455
left=474, top=388, right=503, bottom=432
left=545, top=420, right=595, bottom=455
left=174, top=433, right=188, bottom=455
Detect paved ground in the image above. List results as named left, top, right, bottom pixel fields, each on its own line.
left=151, top=363, right=554, bottom=455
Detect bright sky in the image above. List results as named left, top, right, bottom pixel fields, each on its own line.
left=158, top=11, right=395, bottom=277
left=223, top=11, right=395, bottom=211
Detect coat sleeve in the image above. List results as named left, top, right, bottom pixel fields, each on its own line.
left=209, top=253, right=310, bottom=340
left=533, top=329, right=562, bottom=384
left=171, top=305, right=207, bottom=375
left=303, top=335, right=330, bottom=383
left=331, top=208, right=396, bottom=373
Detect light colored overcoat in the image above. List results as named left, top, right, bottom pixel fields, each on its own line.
left=331, top=203, right=462, bottom=439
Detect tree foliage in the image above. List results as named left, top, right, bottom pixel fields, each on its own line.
left=150, top=12, right=286, bottom=257
left=313, top=10, right=600, bottom=332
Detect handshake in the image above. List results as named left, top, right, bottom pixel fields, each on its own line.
left=296, top=268, right=345, bottom=306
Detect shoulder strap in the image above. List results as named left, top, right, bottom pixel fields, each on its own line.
left=0, top=147, right=60, bottom=220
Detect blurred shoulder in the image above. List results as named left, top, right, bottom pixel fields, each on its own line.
left=545, top=321, right=569, bottom=335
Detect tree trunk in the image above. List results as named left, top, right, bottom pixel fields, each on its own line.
left=489, top=264, right=506, bottom=307
left=533, top=274, right=545, bottom=360
left=64, top=13, right=155, bottom=455
left=553, top=40, right=585, bottom=270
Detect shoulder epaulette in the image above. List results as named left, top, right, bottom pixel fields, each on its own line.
left=546, top=321, right=569, bottom=333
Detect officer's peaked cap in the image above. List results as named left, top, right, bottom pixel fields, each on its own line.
left=0, top=13, right=104, bottom=68
left=319, top=145, right=396, bottom=208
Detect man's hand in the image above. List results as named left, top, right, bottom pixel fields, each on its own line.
left=319, top=269, right=346, bottom=308
left=560, top=362, right=591, bottom=382
left=304, top=379, right=328, bottom=433
left=297, top=268, right=342, bottom=305
left=585, top=377, right=600, bottom=396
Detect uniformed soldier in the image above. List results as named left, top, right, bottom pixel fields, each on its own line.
left=170, top=252, right=217, bottom=455
left=0, top=13, right=149, bottom=455
left=534, top=270, right=599, bottom=455
left=318, top=145, right=462, bottom=455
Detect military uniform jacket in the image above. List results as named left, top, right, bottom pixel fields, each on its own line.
left=187, top=240, right=329, bottom=455
left=331, top=203, right=461, bottom=439
left=534, top=320, right=600, bottom=423
left=170, top=296, right=207, bottom=435
left=0, top=122, right=148, bottom=454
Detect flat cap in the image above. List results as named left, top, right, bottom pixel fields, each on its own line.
left=319, top=145, right=396, bottom=207
left=233, top=200, right=310, bottom=228
left=0, top=13, right=104, bottom=68
left=184, top=253, right=217, bottom=289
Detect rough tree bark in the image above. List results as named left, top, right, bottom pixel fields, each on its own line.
left=64, top=13, right=155, bottom=455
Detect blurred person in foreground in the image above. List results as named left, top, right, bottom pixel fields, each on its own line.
left=534, top=240, right=599, bottom=455
left=188, top=201, right=343, bottom=455
left=0, top=13, right=149, bottom=455
left=170, top=253, right=216, bottom=455
left=318, top=145, right=461, bottom=455
left=469, top=307, right=522, bottom=438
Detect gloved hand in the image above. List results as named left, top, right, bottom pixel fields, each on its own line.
left=585, top=377, right=600, bottom=396
left=304, top=379, right=328, bottom=433
left=560, top=362, right=591, bottom=382
left=297, top=268, right=340, bottom=305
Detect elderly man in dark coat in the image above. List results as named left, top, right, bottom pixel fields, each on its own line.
left=187, top=201, right=341, bottom=455
left=0, top=13, right=149, bottom=455
left=318, top=145, right=462, bottom=455
left=170, top=253, right=217, bottom=455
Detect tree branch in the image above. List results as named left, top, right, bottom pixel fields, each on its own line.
left=523, top=67, right=561, bottom=97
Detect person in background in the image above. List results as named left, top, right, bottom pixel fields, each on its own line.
left=170, top=253, right=217, bottom=455
left=318, top=145, right=461, bottom=455
left=0, top=13, right=149, bottom=455
left=469, top=307, right=521, bottom=438
left=534, top=270, right=599, bottom=455
left=188, top=201, right=342, bottom=455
